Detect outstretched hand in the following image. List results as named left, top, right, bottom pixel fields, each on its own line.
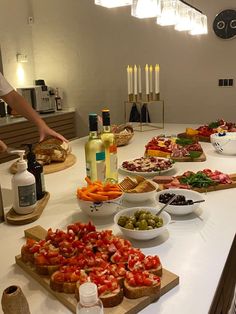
left=38, top=123, right=68, bottom=143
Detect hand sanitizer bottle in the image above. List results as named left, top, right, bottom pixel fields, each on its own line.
left=11, top=150, right=37, bottom=214
left=76, top=282, right=104, bottom=314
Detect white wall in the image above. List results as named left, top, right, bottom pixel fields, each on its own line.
left=1, top=0, right=236, bottom=136
left=0, top=0, right=35, bottom=87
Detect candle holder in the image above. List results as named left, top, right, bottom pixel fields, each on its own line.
left=124, top=96, right=164, bottom=132
left=155, top=93, right=160, bottom=101
left=128, top=94, right=134, bottom=102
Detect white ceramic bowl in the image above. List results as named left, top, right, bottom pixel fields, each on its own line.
left=77, top=195, right=123, bottom=217
left=156, top=189, right=204, bottom=215
left=210, top=132, right=236, bottom=155
left=114, top=207, right=171, bottom=240
left=123, top=182, right=159, bottom=203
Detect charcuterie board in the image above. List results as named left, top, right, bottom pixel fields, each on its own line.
left=9, top=154, right=77, bottom=175
left=15, top=226, right=179, bottom=314
left=145, top=136, right=207, bottom=162
left=158, top=173, right=236, bottom=193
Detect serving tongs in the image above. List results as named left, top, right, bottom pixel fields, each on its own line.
left=156, top=194, right=177, bottom=217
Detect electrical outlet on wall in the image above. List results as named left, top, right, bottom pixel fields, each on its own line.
left=218, top=78, right=234, bottom=87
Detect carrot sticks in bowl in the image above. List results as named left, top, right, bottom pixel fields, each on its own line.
left=77, top=177, right=122, bottom=202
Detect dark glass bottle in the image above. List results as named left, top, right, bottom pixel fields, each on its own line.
left=26, top=144, right=45, bottom=200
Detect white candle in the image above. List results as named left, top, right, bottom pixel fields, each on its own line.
left=138, top=65, right=142, bottom=93
left=145, top=64, right=149, bottom=95
left=134, top=65, right=137, bottom=95
left=130, top=66, right=133, bottom=94
left=127, top=65, right=131, bottom=94
left=155, top=64, right=160, bottom=94
left=149, top=65, right=153, bottom=93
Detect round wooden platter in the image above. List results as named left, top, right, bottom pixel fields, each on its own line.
left=9, top=154, right=77, bottom=175
left=5, top=192, right=50, bottom=225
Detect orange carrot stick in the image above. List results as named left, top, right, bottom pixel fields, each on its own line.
left=87, top=193, right=109, bottom=202
left=79, top=192, right=93, bottom=201
left=85, top=176, right=93, bottom=186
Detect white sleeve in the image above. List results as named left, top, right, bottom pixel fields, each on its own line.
left=0, top=72, right=14, bottom=96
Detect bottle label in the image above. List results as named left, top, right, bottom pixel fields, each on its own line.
left=109, top=145, right=117, bottom=154
left=110, top=153, right=118, bottom=175
left=96, top=151, right=105, bottom=161
left=18, top=184, right=37, bottom=207
left=41, top=173, right=46, bottom=193
left=96, top=160, right=106, bottom=182
left=86, top=162, right=91, bottom=178
left=86, top=158, right=106, bottom=182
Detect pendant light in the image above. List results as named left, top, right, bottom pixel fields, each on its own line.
left=189, top=13, right=208, bottom=35
left=174, top=1, right=193, bottom=31
left=95, top=0, right=132, bottom=9
left=131, top=0, right=161, bottom=19
left=156, top=0, right=178, bottom=26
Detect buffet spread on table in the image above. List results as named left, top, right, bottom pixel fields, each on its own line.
left=0, top=123, right=236, bottom=314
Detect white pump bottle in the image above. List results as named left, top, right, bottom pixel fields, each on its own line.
left=11, top=150, right=37, bottom=214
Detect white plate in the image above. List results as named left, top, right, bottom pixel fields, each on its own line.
left=119, top=157, right=175, bottom=177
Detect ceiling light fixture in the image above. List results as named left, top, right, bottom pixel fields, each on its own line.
left=94, top=0, right=207, bottom=35
left=95, top=0, right=132, bottom=8
left=131, top=0, right=161, bottom=19
left=156, top=0, right=178, bottom=26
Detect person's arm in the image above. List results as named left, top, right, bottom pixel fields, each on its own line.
left=0, top=140, right=7, bottom=153
left=1, top=90, right=67, bottom=142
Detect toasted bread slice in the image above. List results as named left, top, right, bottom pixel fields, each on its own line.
left=35, top=264, right=60, bottom=276
left=123, top=279, right=160, bottom=299
left=100, top=287, right=123, bottom=307
left=148, top=264, right=163, bottom=277
left=50, top=272, right=77, bottom=293
left=21, top=245, right=35, bottom=264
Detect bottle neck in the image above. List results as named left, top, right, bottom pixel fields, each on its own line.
left=89, top=131, right=98, bottom=139
left=103, top=125, right=111, bottom=133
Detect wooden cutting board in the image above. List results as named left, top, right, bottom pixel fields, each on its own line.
left=16, top=226, right=179, bottom=314
left=9, top=154, right=77, bottom=175
left=158, top=173, right=236, bottom=193
left=6, top=192, right=50, bottom=225
left=177, top=132, right=210, bottom=143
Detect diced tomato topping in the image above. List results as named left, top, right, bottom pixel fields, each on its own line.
left=35, top=254, right=49, bottom=265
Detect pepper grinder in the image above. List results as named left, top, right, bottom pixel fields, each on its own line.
left=0, top=185, right=4, bottom=223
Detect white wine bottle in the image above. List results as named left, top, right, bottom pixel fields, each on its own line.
left=85, top=114, right=106, bottom=182
left=101, top=109, right=118, bottom=182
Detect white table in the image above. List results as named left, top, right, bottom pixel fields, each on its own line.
left=0, top=123, right=235, bottom=314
